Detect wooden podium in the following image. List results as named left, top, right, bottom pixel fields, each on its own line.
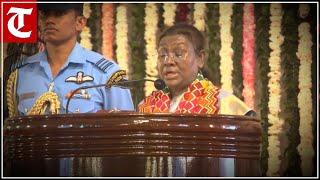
left=4, top=112, right=262, bottom=177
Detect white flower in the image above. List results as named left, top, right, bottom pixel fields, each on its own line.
left=299, top=4, right=310, bottom=18
left=83, top=3, right=92, bottom=19
left=296, top=20, right=314, bottom=176
left=267, top=4, right=284, bottom=176
left=163, top=3, right=177, bottom=27
left=193, top=3, right=207, bottom=32
left=116, top=4, right=130, bottom=75
left=144, top=4, right=159, bottom=96
left=219, top=3, right=234, bottom=93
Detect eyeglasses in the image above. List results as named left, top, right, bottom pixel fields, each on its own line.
left=157, top=49, right=187, bottom=63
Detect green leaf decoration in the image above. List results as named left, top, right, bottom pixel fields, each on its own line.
left=231, top=3, right=244, bottom=100
left=206, top=4, right=221, bottom=86
left=128, top=4, right=147, bottom=107
left=254, top=3, right=271, bottom=176
left=280, top=4, right=301, bottom=176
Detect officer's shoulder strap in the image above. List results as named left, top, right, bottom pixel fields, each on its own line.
left=9, top=58, right=28, bottom=73
left=9, top=52, right=41, bottom=73
left=85, top=50, right=116, bottom=73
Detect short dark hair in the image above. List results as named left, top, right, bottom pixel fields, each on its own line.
left=157, top=23, right=207, bottom=55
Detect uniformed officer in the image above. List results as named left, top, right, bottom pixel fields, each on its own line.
left=6, top=3, right=134, bottom=116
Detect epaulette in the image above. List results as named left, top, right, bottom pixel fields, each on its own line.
left=83, top=48, right=116, bottom=73
left=9, top=58, right=29, bottom=73
left=92, top=57, right=115, bottom=73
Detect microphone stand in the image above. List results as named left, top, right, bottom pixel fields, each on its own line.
left=65, top=79, right=162, bottom=114
left=65, top=84, right=106, bottom=114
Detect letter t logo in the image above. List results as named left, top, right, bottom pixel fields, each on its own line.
left=7, top=7, right=33, bottom=38
left=2, top=2, right=37, bottom=43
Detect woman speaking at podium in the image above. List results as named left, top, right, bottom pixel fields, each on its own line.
left=137, top=23, right=257, bottom=177
left=138, top=23, right=255, bottom=116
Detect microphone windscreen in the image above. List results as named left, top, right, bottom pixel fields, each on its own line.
left=154, top=79, right=166, bottom=90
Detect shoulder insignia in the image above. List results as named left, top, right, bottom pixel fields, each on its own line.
left=83, top=49, right=116, bottom=73
left=93, top=58, right=115, bottom=73
left=106, top=70, right=127, bottom=87
left=10, top=58, right=28, bottom=72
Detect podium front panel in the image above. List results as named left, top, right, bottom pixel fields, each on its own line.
left=4, top=113, right=262, bottom=177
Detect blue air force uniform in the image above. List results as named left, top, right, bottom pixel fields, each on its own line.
left=14, top=42, right=134, bottom=115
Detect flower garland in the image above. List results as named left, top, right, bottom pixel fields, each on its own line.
left=241, top=3, right=256, bottom=109
left=163, top=3, right=177, bottom=27
left=266, top=4, right=284, bottom=176
left=297, top=6, right=314, bottom=175
left=299, top=4, right=310, bottom=19
left=130, top=4, right=147, bottom=108
left=83, top=3, right=91, bottom=18
left=206, top=4, right=221, bottom=85
left=219, top=3, right=234, bottom=93
left=176, top=3, right=189, bottom=23
left=101, top=4, right=114, bottom=60
left=187, top=4, right=193, bottom=24
left=144, top=4, right=159, bottom=96
left=115, top=4, right=130, bottom=76
left=193, top=3, right=207, bottom=32
left=80, top=3, right=93, bottom=50
left=255, top=4, right=271, bottom=176
left=231, top=3, right=244, bottom=101
left=280, top=5, right=300, bottom=175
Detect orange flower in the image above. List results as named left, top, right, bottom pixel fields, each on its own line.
left=101, top=4, right=114, bottom=60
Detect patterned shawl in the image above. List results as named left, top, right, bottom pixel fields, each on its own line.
left=138, top=73, right=220, bottom=114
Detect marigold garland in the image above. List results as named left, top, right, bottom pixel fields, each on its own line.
left=267, top=3, right=284, bottom=176
left=80, top=3, right=93, bottom=50
left=163, top=3, right=177, bottom=27
left=193, top=3, right=207, bottom=32
left=241, top=3, right=256, bottom=109
left=115, top=4, right=130, bottom=77
left=101, top=4, right=114, bottom=60
left=296, top=16, right=314, bottom=176
left=219, top=3, right=234, bottom=93
left=144, top=4, right=159, bottom=96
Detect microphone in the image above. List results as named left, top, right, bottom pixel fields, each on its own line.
left=154, top=79, right=166, bottom=90
left=114, top=78, right=166, bottom=90
left=65, top=77, right=166, bottom=114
